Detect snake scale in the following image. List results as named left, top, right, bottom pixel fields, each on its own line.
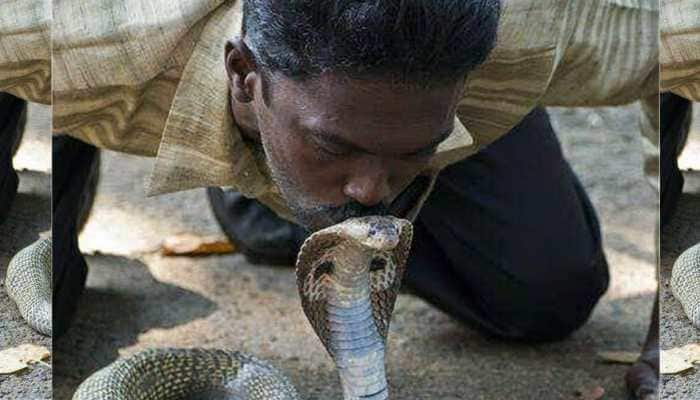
left=4, top=237, right=52, bottom=336
left=73, top=216, right=413, bottom=400
left=671, top=242, right=700, bottom=328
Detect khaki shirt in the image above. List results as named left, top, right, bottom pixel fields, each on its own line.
left=661, top=0, right=700, bottom=101
left=0, top=0, right=51, bottom=104
left=6, top=0, right=660, bottom=219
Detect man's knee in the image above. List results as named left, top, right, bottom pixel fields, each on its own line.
left=484, top=247, right=609, bottom=342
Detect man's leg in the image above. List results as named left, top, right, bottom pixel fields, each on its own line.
left=53, top=135, right=100, bottom=337
left=0, top=93, right=26, bottom=224
left=660, top=93, right=691, bottom=227
left=404, top=107, right=609, bottom=342
left=208, top=108, right=608, bottom=340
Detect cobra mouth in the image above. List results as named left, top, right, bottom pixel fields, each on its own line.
left=296, top=216, right=413, bottom=400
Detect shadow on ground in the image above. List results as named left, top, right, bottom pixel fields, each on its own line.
left=0, top=104, right=52, bottom=400
left=54, top=255, right=217, bottom=395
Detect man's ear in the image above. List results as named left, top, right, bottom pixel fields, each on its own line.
left=225, top=38, right=257, bottom=103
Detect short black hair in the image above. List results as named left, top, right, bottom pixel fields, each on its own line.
left=242, top=0, right=500, bottom=87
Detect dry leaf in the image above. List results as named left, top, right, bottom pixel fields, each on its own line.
left=574, top=385, right=605, bottom=400
left=597, top=351, right=639, bottom=364
left=0, top=344, right=50, bottom=374
left=661, top=343, right=700, bottom=374
left=161, top=234, right=236, bottom=256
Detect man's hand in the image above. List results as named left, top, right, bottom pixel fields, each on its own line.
left=626, top=292, right=658, bottom=400
left=626, top=355, right=658, bottom=400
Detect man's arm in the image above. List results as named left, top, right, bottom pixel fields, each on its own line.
left=661, top=0, right=700, bottom=101
left=0, top=0, right=51, bottom=104
left=457, top=0, right=658, bottom=150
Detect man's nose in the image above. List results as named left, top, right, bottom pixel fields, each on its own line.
left=342, top=159, right=391, bottom=207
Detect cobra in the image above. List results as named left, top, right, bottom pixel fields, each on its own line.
left=72, top=216, right=414, bottom=400
left=671, top=242, right=700, bottom=329
left=4, top=237, right=52, bottom=337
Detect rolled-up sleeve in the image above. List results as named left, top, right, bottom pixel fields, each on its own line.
left=51, top=0, right=224, bottom=156
left=661, top=0, right=700, bottom=101
left=0, top=0, right=51, bottom=104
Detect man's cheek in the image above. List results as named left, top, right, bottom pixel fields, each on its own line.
left=264, top=129, right=301, bottom=170
left=274, top=140, right=324, bottom=189
left=296, top=155, right=349, bottom=202
left=290, top=140, right=330, bottom=172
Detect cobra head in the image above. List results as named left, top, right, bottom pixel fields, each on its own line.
left=295, top=216, right=413, bottom=400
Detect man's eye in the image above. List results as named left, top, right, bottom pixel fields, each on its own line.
left=320, top=145, right=348, bottom=156
left=401, top=149, right=436, bottom=162
left=309, top=137, right=349, bottom=158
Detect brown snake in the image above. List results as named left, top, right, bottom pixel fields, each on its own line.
left=73, top=216, right=413, bottom=400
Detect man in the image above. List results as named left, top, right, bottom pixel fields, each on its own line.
left=48, top=0, right=658, bottom=398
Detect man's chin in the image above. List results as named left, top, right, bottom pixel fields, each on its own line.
left=294, top=213, right=338, bottom=233
left=286, top=198, right=392, bottom=232
left=291, top=206, right=353, bottom=232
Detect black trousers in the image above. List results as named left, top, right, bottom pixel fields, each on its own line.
left=404, top=108, right=609, bottom=341
left=52, top=135, right=99, bottom=337
left=659, top=93, right=692, bottom=227
left=0, top=93, right=26, bottom=224
left=213, top=108, right=610, bottom=342
left=55, top=108, right=610, bottom=341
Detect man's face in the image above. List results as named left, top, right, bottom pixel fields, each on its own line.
left=250, top=73, right=463, bottom=231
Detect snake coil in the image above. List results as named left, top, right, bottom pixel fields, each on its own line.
left=671, top=242, right=700, bottom=328
left=5, top=237, right=52, bottom=336
left=73, top=216, right=413, bottom=400
left=73, top=348, right=299, bottom=400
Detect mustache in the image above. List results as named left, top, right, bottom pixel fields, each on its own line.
left=312, top=201, right=389, bottom=225
left=310, top=175, right=432, bottom=224
left=296, top=176, right=432, bottom=231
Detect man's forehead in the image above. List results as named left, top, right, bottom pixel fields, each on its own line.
left=271, top=76, right=459, bottom=124
left=297, top=113, right=455, bottom=157
left=270, top=73, right=463, bottom=113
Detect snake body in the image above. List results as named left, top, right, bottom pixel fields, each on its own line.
left=671, top=242, right=700, bottom=328
left=73, top=216, right=413, bottom=400
left=5, top=237, right=52, bottom=336
left=72, top=348, right=299, bottom=400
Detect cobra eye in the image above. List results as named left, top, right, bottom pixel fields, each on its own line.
left=370, top=258, right=387, bottom=272
left=313, top=261, right=334, bottom=279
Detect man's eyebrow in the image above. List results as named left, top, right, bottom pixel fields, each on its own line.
left=403, top=127, right=453, bottom=156
left=309, top=129, right=365, bottom=153
left=309, top=125, right=453, bottom=156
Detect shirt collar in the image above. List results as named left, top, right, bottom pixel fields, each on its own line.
left=147, top=0, right=476, bottom=197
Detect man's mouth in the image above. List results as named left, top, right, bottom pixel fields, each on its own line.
left=290, top=175, right=434, bottom=232
left=299, top=201, right=390, bottom=231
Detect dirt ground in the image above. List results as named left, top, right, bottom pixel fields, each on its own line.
left=52, top=104, right=657, bottom=400
left=0, top=104, right=52, bottom=399
left=659, top=108, right=700, bottom=400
